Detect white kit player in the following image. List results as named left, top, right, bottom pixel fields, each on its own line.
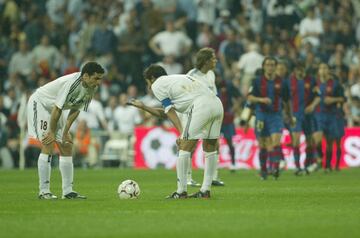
left=185, top=47, right=225, bottom=187
left=133, top=64, right=223, bottom=199
left=27, top=62, right=105, bottom=199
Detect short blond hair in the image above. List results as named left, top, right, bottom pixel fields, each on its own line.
left=195, top=48, right=215, bottom=69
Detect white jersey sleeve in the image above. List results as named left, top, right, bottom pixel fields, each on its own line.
left=55, top=77, right=79, bottom=110
left=151, top=77, right=174, bottom=113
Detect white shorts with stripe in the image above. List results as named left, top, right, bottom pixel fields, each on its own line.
left=181, top=95, right=223, bottom=140
left=27, top=94, right=68, bottom=143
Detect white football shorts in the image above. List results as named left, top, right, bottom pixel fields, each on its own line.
left=181, top=95, right=223, bottom=140
left=27, top=94, right=67, bottom=143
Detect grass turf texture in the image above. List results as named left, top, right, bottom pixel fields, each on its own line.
left=0, top=168, right=359, bottom=238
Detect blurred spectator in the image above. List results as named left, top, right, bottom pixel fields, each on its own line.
left=152, top=0, right=177, bottom=20
left=218, top=28, right=244, bottom=79
left=91, top=21, right=117, bottom=55
left=104, top=95, right=118, bottom=132
left=149, top=18, right=192, bottom=59
left=46, top=0, right=66, bottom=25
left=114, top=93, right=142, bottom=136
left=31, top=35, right=62, bottom=75
left=78, top=93, right=108, bottom=132
left=117, top=18, right=145, bottom=92
left=2, top=0, right=20, bottom=23
left=0, top=120, right=14, bottom=169
left=136, top=0, right=163, bottom=41
left=8, top=41, right=33, bottom=77
left=196, top=24, right=218, bottom=49
left=196, top=0, right=217, bottom=26
left=157, top=55, right=183, bottom=74
left=236, top=43, right=264, bottom=95
left=213, top=9, right=232, bottom=37
left=350, top=96, right=360, bottom=126
left=299, top=6, right=324, bottom=48
left=73, top=120, right=98, bottom=168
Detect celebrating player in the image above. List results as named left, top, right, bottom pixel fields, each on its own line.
left=141, top=64, right=223, bottom=198
left=313, top=64, right=345, bottom=172
left=27, top=62, right=105, bottom=199
left=287, top=61, right=320, bottom=175
left=248, top=57, right=294, bottom=180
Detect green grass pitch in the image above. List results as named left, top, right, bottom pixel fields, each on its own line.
left=1, top=168, right=359, bottom=238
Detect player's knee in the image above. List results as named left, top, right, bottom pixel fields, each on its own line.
left=41, top=144, right=54, bottom=155
left=59, top=143, right=73, bottom=156
left=179, top=140, right=197, bottom=152
left=203, top=139, right=218, bottom=152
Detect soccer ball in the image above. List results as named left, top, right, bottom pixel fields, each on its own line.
left=117, top=180, right=140, bottom=199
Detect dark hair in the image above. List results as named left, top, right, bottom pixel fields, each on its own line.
left=81, top=61, right=105, bottom=76
left=262, top=56, right=277, bottom=67
left=195, top=47, right=215, bottom=69
left=143, top=64, right=167, bottom=80
left=294, top=60, right=305, bottom=69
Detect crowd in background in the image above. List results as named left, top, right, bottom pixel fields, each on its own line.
left=1, top=0, right=360, bottom=168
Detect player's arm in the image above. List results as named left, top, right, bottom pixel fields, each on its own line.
left=166, top=107, right=183, bottom=134
left=62, top=109, right=80, bottom=144
left=247, top=79, right=271, bottom=105
left=324, top=84, right=345, bottom=105
left=305, top=86, right=321, bottom=113
left=127, top=99, right=167, bottom=119
left=282, top=81, right=296, bottom=127
left=42, top=106, right=62, bottom=145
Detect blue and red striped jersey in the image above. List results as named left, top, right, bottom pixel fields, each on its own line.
left=288, top=74, right=317, bottom=113
left=250, top=75, right=290, bottom=113
left=315, top=78, right=343, bottom=113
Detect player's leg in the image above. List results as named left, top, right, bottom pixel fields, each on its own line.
left=335, top=118, right=345, bottom=171
left=312, top=131, right=323, bottom=169
left=57, top=140, right=86, bottom=199
left=27, top=96, right=57, bottom=199
left=268, top=114, right=284, bottom=179
left=166, top=139, right=197, bottom=198
left=189, top=99, right=223, bottom=198
left=211, top=139, right=225, bottom=186
left=292, top=132, right=302, bottom=175
left=324, top=137, right=334, bottom=172
left=269, top=132, right=283, bottom=179
left=257, top=136, right=268, bottom=180
left=191, top=138, right=218, bottom=198
left=335, top=138, right=342, bottom=171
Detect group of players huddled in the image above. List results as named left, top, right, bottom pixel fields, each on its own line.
left=245, top=56, right=346, bottom=180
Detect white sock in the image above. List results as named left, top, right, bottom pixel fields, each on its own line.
left=176, top=150, right=190, bottom=194
left=186, top=156, right=192, bottom=182
left=38, top=153, right=52, bottom=194
left=213, top=166, right=219, bottom=180
left=59, top=156, right=74, bottom=196
left=201, top=151, right=218, bottom=192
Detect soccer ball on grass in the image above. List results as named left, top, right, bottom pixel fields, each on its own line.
left=117, top=180, right=140, bottom=199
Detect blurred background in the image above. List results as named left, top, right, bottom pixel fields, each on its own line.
left=0, top=0, right=359, bottom=170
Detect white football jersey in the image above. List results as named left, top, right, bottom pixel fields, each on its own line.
left=186, top=68, right=217, bottom=94
left=34, top=72, right=96, bottom=111
left=151, top=74, right=216, bottom=114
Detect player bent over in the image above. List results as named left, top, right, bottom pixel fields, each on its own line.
left=140, top=64, right=224, bottom=198
left=27, top=62, right=105, bottom=199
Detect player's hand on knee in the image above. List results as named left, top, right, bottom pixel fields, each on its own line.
left=42, top=132, right=55, bottom=145
left=62, top=132, right=73, bottom=144
left=176, top=138, right=182, bottom=147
